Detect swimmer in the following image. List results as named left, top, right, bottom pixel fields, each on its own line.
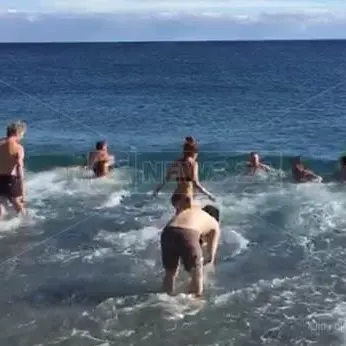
left=0, top=121, right=27, bottom=218
left=291, top=156, right=320, bottom=182
left=247, top=152, right=271, bottom=175
left=153, top=136, right=215, bottom=214
left=87, top=140, right=114, bottom=178
left=160, top=196, right=220, bottom=297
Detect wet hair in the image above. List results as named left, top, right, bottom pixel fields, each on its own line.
left=185, top=136, right=195, bottom=144
left=340, top=156, right=346, bottom=166
left=202, top=205, right=220, bottom=222
left=6, top=120, right=26, bottom=138
left=183, top=136, right=198, bottom=158
left=96, top=140, right=106, bottom=150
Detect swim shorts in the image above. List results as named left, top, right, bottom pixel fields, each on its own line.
left=161, top=226, right=203, bottom=272
left=0, top=175, right=22, bottom=199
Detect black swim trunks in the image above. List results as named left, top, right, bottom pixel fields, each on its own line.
left=161, top=226, right=203, bottom=272
left=0, top=175, right=22, bottom=199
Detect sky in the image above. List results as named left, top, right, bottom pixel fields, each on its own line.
left=0, top=0, right=346, bottom=42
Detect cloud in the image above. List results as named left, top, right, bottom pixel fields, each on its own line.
left=0, top=1, right=346, bottom=41
left=0, top=0, right=345, bottom=14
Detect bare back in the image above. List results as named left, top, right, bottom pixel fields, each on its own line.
left=0, top=137, right=23, bottom=176
left=168, top=207, right=218, bottom=237
left=171, top=158, right=195, bottom=196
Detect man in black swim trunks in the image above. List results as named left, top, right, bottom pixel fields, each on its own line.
left=0, top=121, right=27, bottom=218
left=160, top=196, right=221, bottom=297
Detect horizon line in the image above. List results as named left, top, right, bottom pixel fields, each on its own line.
left=1, top=38, right=346, bottom=44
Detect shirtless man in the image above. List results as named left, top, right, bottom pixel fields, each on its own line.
left=0, top=121, right=27, bottom=218
left=160, top=196, right=220, bottom=297
left=87, top=140, right=114, bottom=178
left=247, top=152, right=271, bottom=175
left=291, top=156, right=321, bottom=182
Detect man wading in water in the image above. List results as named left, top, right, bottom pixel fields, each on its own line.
left=0, top=121, right=27, bottom=218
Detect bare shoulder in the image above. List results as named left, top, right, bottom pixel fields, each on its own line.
left=199, top=209, right=218, bottom=230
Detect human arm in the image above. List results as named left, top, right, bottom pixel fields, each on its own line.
left=107, top=154, right=115, bottom=166
left=302, top=168, right=319, bottom=180
left=16, top=145, right=25, bottom=198
left=205, top=222, right=221, bottom=265
left=260, top=163, right=271, bottom=172
left=192, top=162, right=215, bottom=201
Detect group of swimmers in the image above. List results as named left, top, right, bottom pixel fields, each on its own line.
left=1, top=122, right=346, bottom=297
left=247, top=151, right=322, bottom=182
left=0, top=126, right=220, bottom=297
left=248, top=151, right=346, bottom=182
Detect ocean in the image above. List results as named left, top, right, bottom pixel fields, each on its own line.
left=1, top=40, right=346, bottom=346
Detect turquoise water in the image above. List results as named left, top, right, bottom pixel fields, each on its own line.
left=1, top=41, right=346, bottom=345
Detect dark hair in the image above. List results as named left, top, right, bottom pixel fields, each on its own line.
left=202, top=205, right=220, bottom=222
left=183, top=136, right=198, bottom=158
left=96, top=140, right=106, bottom=150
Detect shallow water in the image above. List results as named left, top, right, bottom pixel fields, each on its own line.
left=1, top=41, right=346, bottom=345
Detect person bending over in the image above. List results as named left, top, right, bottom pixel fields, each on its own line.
left=160, top=196, right=220, bottom=297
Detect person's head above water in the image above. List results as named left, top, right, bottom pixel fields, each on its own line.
left=6, top=120, right=26, bottom=140
left=183, top=136, right=198, bottom=159
left=185, top=136, right=195, bottom=144
left=95, top=140, right=107, bottom=151
left=202, top=205, right=220, bottom=222
left=249, top=152, right=260, bottom=166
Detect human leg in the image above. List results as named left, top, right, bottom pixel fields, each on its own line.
left=161, top=228, right=180, bottom=294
